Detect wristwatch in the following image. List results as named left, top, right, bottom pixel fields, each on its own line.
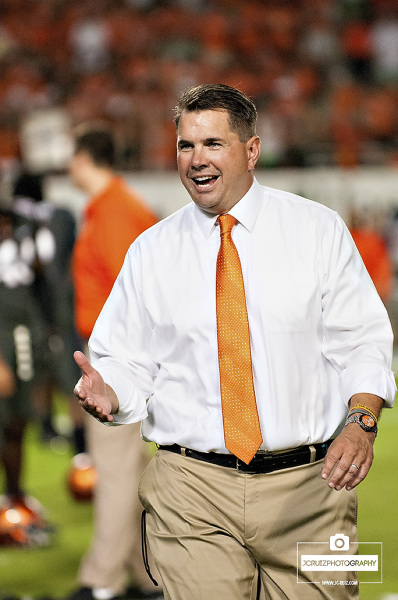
left=345, top=413, right=378, bottom=436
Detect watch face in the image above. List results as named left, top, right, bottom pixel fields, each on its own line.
left=361, top=414, right=376, bottom=428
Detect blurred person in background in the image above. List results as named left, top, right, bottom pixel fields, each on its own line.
left=11, top=172, right=85, bottom=453
left=0, top=347, right=16, bottom=472
left=349, top=205, right=394, bottom=305
left=68, top=124, right=161, bottom=600
left=0, top=351, right=15, bottom=399
left=0, top=188, right=55, bottom=546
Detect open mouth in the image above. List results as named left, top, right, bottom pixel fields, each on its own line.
left=191, top=175, right=219, bottom=188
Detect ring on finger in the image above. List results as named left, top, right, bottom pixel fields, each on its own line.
left=350, top=463, right=360, bottom=470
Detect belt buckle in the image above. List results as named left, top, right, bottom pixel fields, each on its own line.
left=236, top=457, right=255, bottom=473
left=236, top=457, right=249, bottom=472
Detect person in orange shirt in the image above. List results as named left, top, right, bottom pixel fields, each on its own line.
left=72, top=130, right=157, bottom=340
left=349, top=207, right=393, bottom=305
left=69, top=125, right=162, bottom=600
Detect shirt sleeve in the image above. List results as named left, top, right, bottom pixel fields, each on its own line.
left=321, top=213, right=396, bottom=406
left=88, top=241, right=157, bottom=424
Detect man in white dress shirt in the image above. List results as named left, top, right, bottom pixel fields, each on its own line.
left=73, top=84, right=396, bottom=600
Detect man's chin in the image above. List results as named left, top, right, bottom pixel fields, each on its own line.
left=192, top=196, right=220, bottom=214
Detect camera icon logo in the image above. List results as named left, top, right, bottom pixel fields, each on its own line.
left=330, top=533, right=350, bottom=551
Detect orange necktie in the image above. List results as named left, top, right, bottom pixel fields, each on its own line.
left=216, top=214, right=263, bottom=464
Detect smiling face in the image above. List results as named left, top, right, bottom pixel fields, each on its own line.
left=176, top=109, right=260, bottom=215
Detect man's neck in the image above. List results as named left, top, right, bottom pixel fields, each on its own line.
left=84, top=168, right=114, bottom=197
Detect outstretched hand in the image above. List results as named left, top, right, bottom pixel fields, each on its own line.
left=73, top=351, right=117, bottom=422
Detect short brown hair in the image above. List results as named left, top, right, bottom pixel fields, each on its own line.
left=174, top=84, right=257, bottom=142
left=73, top=124, right=116, bottom=168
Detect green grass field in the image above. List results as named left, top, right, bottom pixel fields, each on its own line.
left=356, top=404, right=398, bottom=599
left=0, top=397, right=397, bottom=600
left=0, top=410, right=94, bottom=600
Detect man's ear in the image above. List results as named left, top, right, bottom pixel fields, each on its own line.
left=247, top=136, right=261, bottom=171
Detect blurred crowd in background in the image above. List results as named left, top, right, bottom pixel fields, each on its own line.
left=0, top=0, right=398, bottom=171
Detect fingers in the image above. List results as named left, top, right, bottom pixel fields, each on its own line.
left=74, top=350, right=96, bottom=376
left=74, top=375, right=86, bottom=400
left=323, top=455, right=369, bottom=491
left=345, top=463, right=367, bottom=491
left=76, top=396, right=114, bottom=423
left=73, top=351, right=97, bottom=400
left=321, top=432, right=374, bottom=491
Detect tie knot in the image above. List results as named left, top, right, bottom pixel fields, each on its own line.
left=218, top=214, right=237, bottom=236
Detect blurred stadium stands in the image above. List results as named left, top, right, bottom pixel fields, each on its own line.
left=0, top=0, right=397, bottom=175
left=1, top=0, right=398, bottom=336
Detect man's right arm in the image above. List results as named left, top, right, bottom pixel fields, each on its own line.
left=84, top=241, right=156, bottom=425
left=73, top=350, right=119, bottom=423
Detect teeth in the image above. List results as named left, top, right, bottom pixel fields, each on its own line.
left=193, top=176, right=216, bottom=184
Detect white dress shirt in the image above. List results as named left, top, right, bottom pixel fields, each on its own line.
left=89, top=178, right=396, bottom=453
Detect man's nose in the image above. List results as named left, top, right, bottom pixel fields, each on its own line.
left=191, top=146, right=208, bottom=169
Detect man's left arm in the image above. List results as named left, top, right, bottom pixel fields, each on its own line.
left=321, top=393, right=383, bottom=491
left=320, top=214, right=396, bottom=491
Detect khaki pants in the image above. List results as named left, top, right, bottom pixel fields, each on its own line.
left=139, top=449, right=359, bottom=600
left=78, top=417, right=159, bottom=594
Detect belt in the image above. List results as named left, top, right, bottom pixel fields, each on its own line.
left=158, top=440, right=333, bottom=474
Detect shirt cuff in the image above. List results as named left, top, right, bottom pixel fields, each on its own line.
left=95, top=361, right=149, bottom=425
left=340, top=363, right=397, bottom=408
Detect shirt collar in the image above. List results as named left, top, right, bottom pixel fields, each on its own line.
left=193, top=177, right=263, bottom=238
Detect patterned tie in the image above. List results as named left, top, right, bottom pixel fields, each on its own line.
left=216, top=214, right=263, bottom=464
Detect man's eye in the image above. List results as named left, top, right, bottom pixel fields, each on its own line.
left=178, top=143, right=193, bottom=151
